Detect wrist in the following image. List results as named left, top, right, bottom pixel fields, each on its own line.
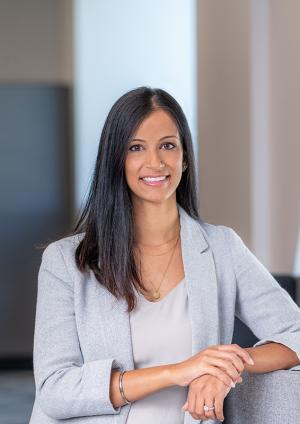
left=119, top=371, right=131, bottom=405
left=110, top=370, right=126, bottom=408
left=165, top=363, right=179, bottom=386
left=243, top=347, right=255, bottom=373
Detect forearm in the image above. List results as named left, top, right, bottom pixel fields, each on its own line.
left=110, top=365, right=173, bottom=408
left=243, top=342, right=300, bottom=374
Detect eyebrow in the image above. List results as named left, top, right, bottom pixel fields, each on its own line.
left=128, top=135, right=180, bottom=143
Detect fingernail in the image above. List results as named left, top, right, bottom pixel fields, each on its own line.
left=248, top=357, right=255, bottom=365
left=231, top=381, right=236, bottom=388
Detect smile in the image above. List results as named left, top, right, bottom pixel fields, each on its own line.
left=139, top=175, right=170, bottom=186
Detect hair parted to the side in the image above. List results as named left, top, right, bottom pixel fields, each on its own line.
left=72, top=86, right=201, bottom=312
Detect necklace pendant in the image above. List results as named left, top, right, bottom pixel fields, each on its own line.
left=152, top=291, right=160, bottom=300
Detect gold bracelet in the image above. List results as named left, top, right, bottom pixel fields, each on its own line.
left=119, top=370, right=131, bottom=405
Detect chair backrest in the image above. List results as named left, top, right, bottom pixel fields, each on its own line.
left=224, top=275, right=299, bottom=423
left=224, top=367, right=300, bottom=423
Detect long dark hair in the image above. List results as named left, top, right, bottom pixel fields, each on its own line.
left=73, top=86, right=201, bottom=312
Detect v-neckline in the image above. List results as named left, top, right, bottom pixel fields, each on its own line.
left=137, top=277, right=185, bottom=304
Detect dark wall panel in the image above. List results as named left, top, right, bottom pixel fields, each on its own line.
left=0, top=85, right=73, bottom=360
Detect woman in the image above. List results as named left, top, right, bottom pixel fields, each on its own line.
left=29, top=87, right=300, bottom=424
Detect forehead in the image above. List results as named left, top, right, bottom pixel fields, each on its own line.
left=132, top=109, right=179, bottom=138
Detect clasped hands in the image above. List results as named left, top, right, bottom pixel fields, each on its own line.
left=171, top=344, right=255, bottom=422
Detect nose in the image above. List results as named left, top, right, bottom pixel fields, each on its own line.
left=145, top=149, right=164, bottom=170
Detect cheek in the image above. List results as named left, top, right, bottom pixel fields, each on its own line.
left=172, top=154, right=184, bottom=171
left=168, top=149, right=183, bottom=164
left=126, top=155, right=140, bottom=167
left=124, top=156, right=139, bottom=182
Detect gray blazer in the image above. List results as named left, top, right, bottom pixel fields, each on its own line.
left=29, top=204, right=300, bottom=424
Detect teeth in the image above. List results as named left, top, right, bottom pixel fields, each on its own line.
left=142, top=176, right=167, bottom=182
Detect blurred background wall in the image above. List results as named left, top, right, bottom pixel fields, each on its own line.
left=0, top=0, right=300, bottom=362
left=0, top=0, right=74, bottom=362
left=73, top=0, right=198, bottom=212
left=0, top=0, right=73, bottom=83
left=269, top=0, right=300, bottom=274
left=198, top=0, right=300, bottom=279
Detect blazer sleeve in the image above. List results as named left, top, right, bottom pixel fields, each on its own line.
left=226, top=227, right=300, bottom=362
left=33, top=241, right=124, bottom=420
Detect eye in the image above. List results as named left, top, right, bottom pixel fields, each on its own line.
left=162, top=142, right=176, bottom=150
left=128, top=144, right=143, bottom=152
left=128, top=142, right=176, bottom=152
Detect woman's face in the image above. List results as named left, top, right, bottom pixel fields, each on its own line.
left=124, top=109, right=184, bottom=205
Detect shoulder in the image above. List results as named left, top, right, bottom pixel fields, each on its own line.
left=179, top=203, right=246, bottom=254
left=193, top=220, right=253, bottom=281
left=40, top=232, right=85, bottom=275
left=197, top=219, right=244, bottom=251
left=197, top=219, right=252, bottom=271
left=198, top=220, right=256, bottom=280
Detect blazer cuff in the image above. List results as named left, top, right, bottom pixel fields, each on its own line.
left=37, top=358, right=124, bottom=419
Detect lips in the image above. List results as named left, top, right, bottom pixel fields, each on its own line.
left=139, top=175, right=170, bottom=186
left=139, top=174, right=170, bottom=179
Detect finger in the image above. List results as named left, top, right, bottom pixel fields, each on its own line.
left=203, top=396, right=217, bottom=421
left=213, top=344, right=254, bottom=365
left=181, top=400, right=188, bottom=411
left=189, top=393, right=204, bottom=421
left=211, top=343, right=254, bottom=365
left=194, top=393, right=206, bottom=420
left=203, top=366, right=235, bottom=388
left=186, top=389, right=196, bottom=416
left=205, top=357, right=241, bottom=381
left=214, top=394, right=225, bottom=422
left=209, top=350, right=245, bottom=374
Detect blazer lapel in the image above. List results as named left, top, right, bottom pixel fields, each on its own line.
left=178, top=204, right=220, bottom=355
left=100, top=204, right=220, bottom=370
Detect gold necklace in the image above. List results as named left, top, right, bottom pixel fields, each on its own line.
left=138, top=221, right=181, bottom=302
left=136, top=231, right=179, bottom=248
left=135, top=241, right=177, bottom=257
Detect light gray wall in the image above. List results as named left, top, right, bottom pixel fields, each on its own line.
left=73, top=0, right=198, bottom=212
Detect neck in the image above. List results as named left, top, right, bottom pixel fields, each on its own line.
left=132, top=198, right=180, bottom=247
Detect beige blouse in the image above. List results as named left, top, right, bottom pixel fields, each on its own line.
left=127, top=277, right=193, bottom=423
